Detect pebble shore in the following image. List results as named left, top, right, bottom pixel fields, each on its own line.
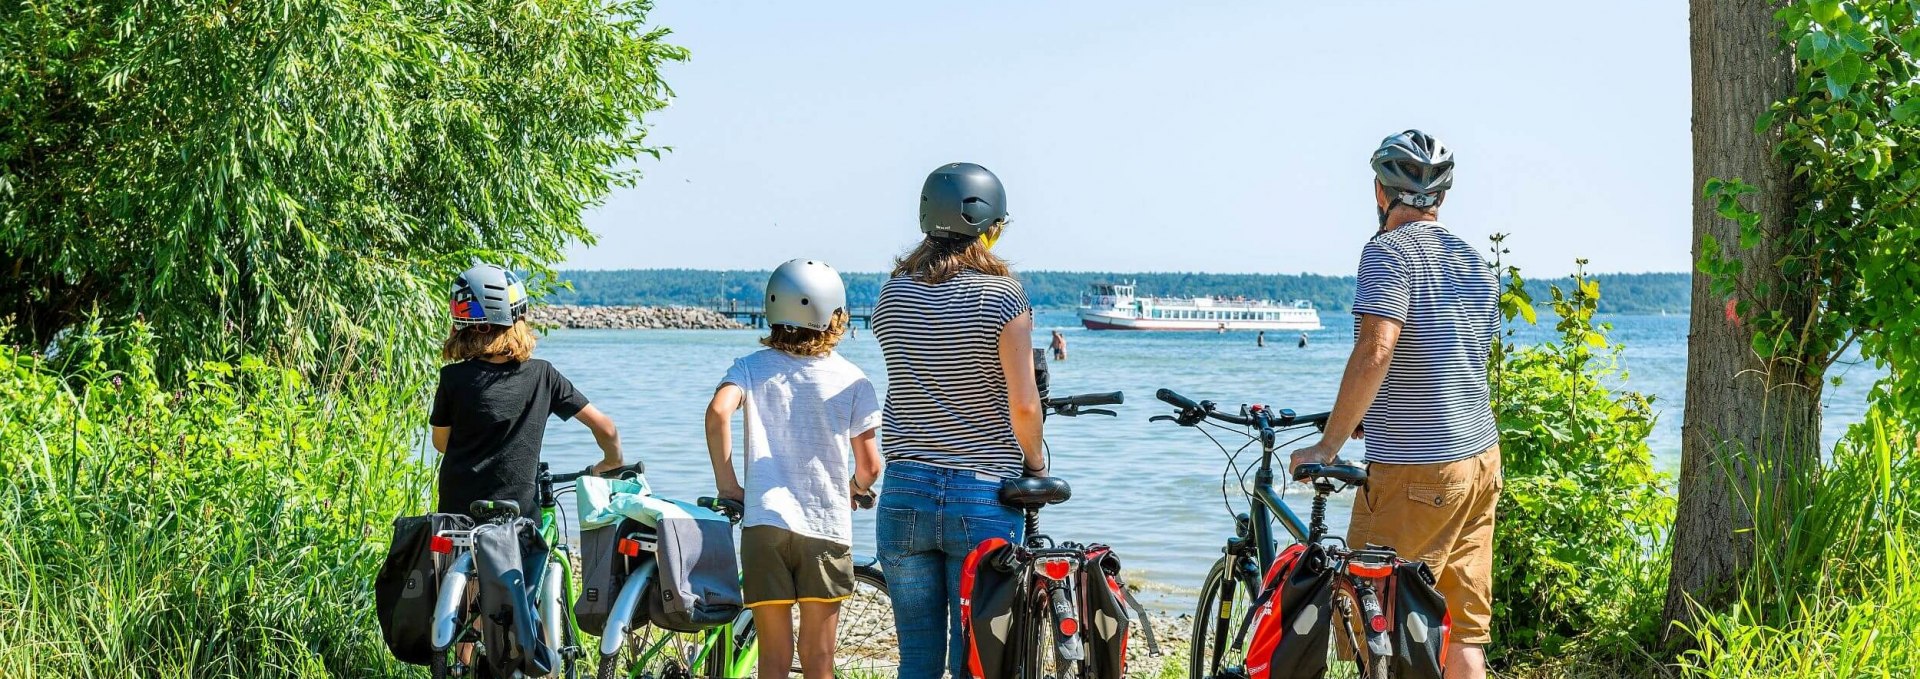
left=529, top=305, right=745, bottom=330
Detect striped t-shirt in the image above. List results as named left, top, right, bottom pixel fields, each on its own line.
left=871, top=270, right=1032, bottom=478
left=1351, top=221, right=1501, bottom=465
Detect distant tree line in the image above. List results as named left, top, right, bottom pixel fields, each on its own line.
left=541, top=269, right=1692, bottom=315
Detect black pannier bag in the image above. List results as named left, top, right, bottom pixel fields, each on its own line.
left=375, top=513, right=472, bottom=665
left=575, top=518, right=653, bottom=637
left=474, top=518, right=558, bottom=677
left=1078, top=544, right=1161, bottom=678
left=1244, top=542, right=1334, bottom=679
left=642, top=507, right=743, bottom=632
left=1388, top=559, right=1450, bottom=679
left=960, top=537, right=1020, bottom=679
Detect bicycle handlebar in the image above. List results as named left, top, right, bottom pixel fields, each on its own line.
left=1045, top=391, right=1124, bottom=408
left=1153, top=388, right=1329, bottom=430
left=549, top=462, right=646, bottom=485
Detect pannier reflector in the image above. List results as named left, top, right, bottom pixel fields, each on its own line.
left=618, top=538, right=641, bottom=557
left=429, top=536, right=454, bottom=554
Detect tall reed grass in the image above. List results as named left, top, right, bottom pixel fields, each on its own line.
left=0, top=329, right=432, bottom=678
left=1676, top=413, right=1919, bottom=677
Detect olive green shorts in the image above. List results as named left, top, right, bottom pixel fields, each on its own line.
left=740, top=525, right=854, bottom=607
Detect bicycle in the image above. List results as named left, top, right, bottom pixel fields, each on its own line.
left=427, top=461, right=643, bottom=679
left=591, top=496, right=894, bottom=679
left=979, top=389, right=1150, bottom=679
left=1152, top=388, right=1407, bottom=679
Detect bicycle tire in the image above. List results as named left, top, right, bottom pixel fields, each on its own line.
left=1021, top=583, right=1081, bottom=679
left=595, top=625, right=703, bottom=679
left=430, top=650, right=452, bottom=679
left=1189, top=555, right=1260, bottom=679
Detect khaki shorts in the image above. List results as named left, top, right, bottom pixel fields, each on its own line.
left=740, top=525, right=854, bottom=607
left=1347, top=445, right=1502, bottom=645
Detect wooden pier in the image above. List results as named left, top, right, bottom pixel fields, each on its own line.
left=709, top=303, right=875, bottom=329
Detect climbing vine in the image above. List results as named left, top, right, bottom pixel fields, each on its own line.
left=1701, top=0, right=1920, bottom=426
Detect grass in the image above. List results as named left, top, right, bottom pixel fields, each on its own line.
left=0, top=343, right=431, bottom=678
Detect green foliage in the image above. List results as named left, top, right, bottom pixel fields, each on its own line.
left=0, top=0, right=687, bottom=380
left=542, top=268, right=1693, bottom=315
left=1490, top=256, right=1673, bottom=661
left=1701, top=0, right=1920, bottom=421
left=0, top=329, right=430, bottom=678
left=1676, top=413, right=1920, bottom=678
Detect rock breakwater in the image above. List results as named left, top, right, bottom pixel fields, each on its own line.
left=529, top=305, right=745, bottom=330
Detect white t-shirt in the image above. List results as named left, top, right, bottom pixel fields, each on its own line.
left=721, top=348, right=882, bottom=545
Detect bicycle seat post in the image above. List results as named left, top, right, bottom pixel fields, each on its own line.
left=1308, top=484, right=1333, bottom=544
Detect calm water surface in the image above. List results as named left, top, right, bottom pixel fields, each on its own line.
left=529, top=311, right=1879, bottom=607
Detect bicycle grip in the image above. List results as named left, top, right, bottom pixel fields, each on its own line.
left=1155, top=388, right=1200, bottom=411
left=1053, top=391, right=1124, bottom=407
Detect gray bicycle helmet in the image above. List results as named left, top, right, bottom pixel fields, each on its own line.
left=919, top=162, right=1008, bottom=239
left=450, top=263, right=529, bottom=328
left=1370, top=130, right=1454, bottom=209
left=765, top=259, right=846, bottom=331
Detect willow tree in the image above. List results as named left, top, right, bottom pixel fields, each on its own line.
left=1671, top=0, right=1920, bottom=626
left=1, top=1, right=685, bottom=378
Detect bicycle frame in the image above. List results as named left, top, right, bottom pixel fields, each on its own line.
left=1241, top=409, right=1319, bottom=575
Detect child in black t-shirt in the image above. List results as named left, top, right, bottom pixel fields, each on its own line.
left=430, top=264, right=623, bottom=518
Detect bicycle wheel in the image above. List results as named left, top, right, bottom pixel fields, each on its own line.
left=430, top=650, right=452, bottom=679
left=1022, top=587, right=1079, bottom=679
left=733, top=565, right=896, bottom=677
left=1189, top=555, right=1260, bottom=679
left=595, top=625, right=706, bottom=679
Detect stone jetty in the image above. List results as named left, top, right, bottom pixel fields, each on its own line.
left=529, top=305, right=746, bottom=330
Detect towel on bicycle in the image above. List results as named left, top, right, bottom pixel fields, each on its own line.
left=1240, top=543, right=1449, bottom=679
left=574, top=476, right=743, bottom=633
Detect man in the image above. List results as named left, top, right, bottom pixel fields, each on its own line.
left=1290, top=129, right=1502, bottom=679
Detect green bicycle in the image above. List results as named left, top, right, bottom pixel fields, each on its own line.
left=592, top=496, right=896, bottom=679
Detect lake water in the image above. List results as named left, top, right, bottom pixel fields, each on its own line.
left=532, top=311, right=1880, bottom=607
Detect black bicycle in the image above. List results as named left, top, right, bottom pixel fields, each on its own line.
left=982, top=389, right=1133, bottom=679
left=1153, top=388, right=1407, bottom=679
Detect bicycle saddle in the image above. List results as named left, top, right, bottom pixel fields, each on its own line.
left=468, top=499, right=522, bottom=521
left=1292, top=463, right=1369, bottom=487
left=999, top=476, right=1072, bottom=509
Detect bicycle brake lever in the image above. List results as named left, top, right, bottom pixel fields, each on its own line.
left=1080, top=408, right=1118, bottom=417
left=1148, top=415, right=1177, bottom=423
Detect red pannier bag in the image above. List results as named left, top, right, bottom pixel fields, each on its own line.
left=1079, top=545, right=1161, bottom=678
left=1244, top=543, right=1335, bottom=679
left=961, top=537, right=1021, bottom=679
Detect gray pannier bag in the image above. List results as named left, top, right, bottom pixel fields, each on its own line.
left=643, top=506, right=743, bottom=632
left=574, top=518, right=653, bottom=637
left=474, top=518, right=559, bottom=677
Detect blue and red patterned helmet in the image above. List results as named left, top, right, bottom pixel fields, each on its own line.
left=450, top=263, right=528, bottom=328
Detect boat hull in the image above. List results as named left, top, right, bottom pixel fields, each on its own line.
left=1077, top=311, right=1323, bottom=332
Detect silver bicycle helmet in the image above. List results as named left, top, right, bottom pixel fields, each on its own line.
left=920, top=162, right=1008, bottom=240
left=450, top=263, right=529, bottom=328
left=765, top=259, right=846, bottom=331
left=1370, top=130, right=1454, bottom=209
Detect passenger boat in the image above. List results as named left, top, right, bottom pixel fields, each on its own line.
left=1076, top=283, right=1323, bottom=331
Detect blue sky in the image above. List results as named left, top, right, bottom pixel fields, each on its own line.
left=564, top=1, right=1690, bottom=276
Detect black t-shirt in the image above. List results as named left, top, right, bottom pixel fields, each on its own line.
left=430, top=358, right=590, bottom=518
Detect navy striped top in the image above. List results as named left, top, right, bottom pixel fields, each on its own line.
left=1351, top=222, right=1501, bottom=465
left=871, top=271, right=1032, bottom=478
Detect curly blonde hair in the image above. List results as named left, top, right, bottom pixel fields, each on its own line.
left=761, top=310, right=849, bottom=357
left=442, top=320, right=537, bottom=362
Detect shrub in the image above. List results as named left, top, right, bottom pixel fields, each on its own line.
left=1489, top=258, right=1674, bottom=661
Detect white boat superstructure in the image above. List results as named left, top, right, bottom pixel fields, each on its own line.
left=1076, top=282, right=1323, bottom=331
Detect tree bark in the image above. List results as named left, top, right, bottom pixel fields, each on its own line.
left=1666, top=0, right=1824, bottom=631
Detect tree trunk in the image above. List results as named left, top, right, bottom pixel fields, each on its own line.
left=1665, top=0, right=1824, bottom=631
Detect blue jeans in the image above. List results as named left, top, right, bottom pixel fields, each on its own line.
left=876, top=461, right=1025, bottom=679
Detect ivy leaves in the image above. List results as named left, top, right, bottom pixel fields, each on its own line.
left=1706, top=0, right=1920, bottom=422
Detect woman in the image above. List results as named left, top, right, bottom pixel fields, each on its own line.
left=870, top=162, right=1045, bottom=679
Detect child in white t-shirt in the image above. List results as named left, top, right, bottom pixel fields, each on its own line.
left=704, top=259, right=882, bottom=679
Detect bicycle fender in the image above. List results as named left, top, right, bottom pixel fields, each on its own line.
left=600, top=560, right=656, bottom=657
left=540, top=557, right=567, bottom=657
left=430, top=552, right=474, bottom=650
